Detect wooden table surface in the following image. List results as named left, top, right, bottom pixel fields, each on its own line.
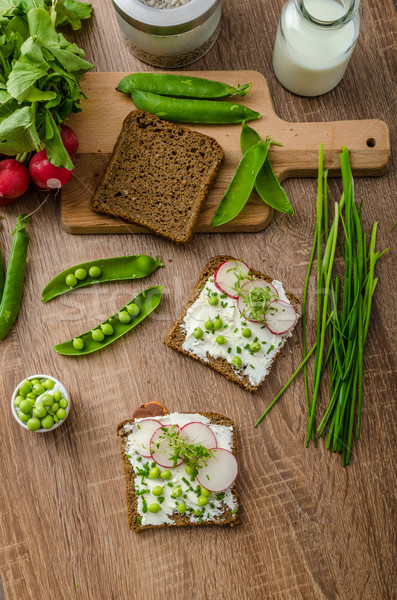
left=1, top=1, right=396, bottom=599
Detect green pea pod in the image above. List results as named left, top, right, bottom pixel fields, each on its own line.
left=117, top=73, right=252, bottom=99
left=240, top=122, right=294, bottom=215
left=53, top=285, right=163, bottom=356
left=131, top=90, right=261, bottom=124
left=42, top=254, right=164, bottom=302
left=0, top=215, right=30, bottom=341
left=210, top=141, right=269, bottom=227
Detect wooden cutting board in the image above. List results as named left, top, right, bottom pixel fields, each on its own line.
left=61, top=70, right=390, bottom=234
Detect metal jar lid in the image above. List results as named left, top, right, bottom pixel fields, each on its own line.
left=112, top=0, right=220, bottom=36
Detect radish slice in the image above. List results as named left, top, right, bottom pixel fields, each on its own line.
left=214, top=260, right=250, bottom=299
left=150, top=424, right=183, bottom=468
left=131, top=419, right=162, bottom=458
left=196, top=448, right=238, bottom=492
left=180, top=422, right=217, bottom=449
left=265, top=299, right=297, bottom=335
left=237, top=280, right=279, bottom=321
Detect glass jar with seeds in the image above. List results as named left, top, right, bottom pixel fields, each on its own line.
left=112, top=0, right=222, bottom=67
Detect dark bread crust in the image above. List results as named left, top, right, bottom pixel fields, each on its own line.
left=165, top=256, right=301, bottom=393
left=91, top=110, right=224, bottom=244
left=117, top=412, right=239, bottom=532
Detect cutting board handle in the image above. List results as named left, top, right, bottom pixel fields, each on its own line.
left=268, top=117, right=390, bottom=181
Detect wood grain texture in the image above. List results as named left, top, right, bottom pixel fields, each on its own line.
left=61, top=70, right=390, bottom=234
left=0, top=1, right=396, bottom=599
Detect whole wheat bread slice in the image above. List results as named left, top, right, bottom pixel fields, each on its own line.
left=117, top=412, right=239, bottom=532
left=91, top=110, right=224, bottom=244
left=165, top=255, right=301, bottom=393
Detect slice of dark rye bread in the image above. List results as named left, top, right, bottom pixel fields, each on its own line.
left=91, top=110, right=224, bottom=244
left=165, top=255, right=302, bottom=393
left=117, top=412, right=239, bottom=532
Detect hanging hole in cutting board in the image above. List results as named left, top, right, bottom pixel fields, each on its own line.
left=366, top=138, right=376, bottom=148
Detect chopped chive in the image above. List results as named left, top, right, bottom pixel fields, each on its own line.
left=266, top=345, right=274, bottom=354
left=227, top=347, right=232, bottom=353
left=254, top=336, right=258, bottom=343
left=236, top=346, right=241, bottom=353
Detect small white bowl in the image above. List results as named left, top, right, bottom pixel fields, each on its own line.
left=11, top=374, right=70, bottom=433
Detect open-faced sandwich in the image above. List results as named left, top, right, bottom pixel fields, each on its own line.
left=117, top=402, right=239, bottom=532
left=166, top=256, right=301, bottom=392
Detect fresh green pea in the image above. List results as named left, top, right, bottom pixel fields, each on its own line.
left=160, top=470, right=171, bottom=480
left=209, top=296, right=219, bottom=306
left=18, top=411, right=31, bottom=423
left=240, top=122, right=294, bottom=215
left=118, top=311, right=130, bottom=324
left=0, top=215, right=30, bottom=342
left=126, top=303, right=139, bottom=317
left=73, top=338, right=84, bottom=350
left=214, top=318, right=223, bottom=330
left=148, top=503, right=161, bottom=513
left=178, top=502, right=186, bottom=514
left=149, top=467, right=160, bottom=479
left=26, top=392, right=36, bottom=400
left=117, top=73, right=252, bottom=99
left=30, top=378, right=40, bottom=385
left=14, top=395, right=24, bottom=407
left=130, top=90, right=261, bottom=124
left=52, top=402, right=60, bottom=413
left=171, top=486, right=182, bottom=498
left=152, top=486, right=163, bottom=497
left=200, top=487, right=211, bottom=497
left=27, top=417, right=41, bottom=431
left=101, top=323, right=114, bottom=336
left=89, top=266, right=102, bottom=278
left=232, top=356, right=242, bottom=368
left=41, top=415, right=54, bottom=430
left=197, top=496, right=208, bottom=506
left=211, top=141, right=270, bottom=227
left=91, top=329, right=105, bottom=342
left=194, top=509, right=202, bottom=517
left=19, top=399, right=33, bottom=414
left=53, top=390, right=62, bottom=402
left=193, top=327, right=203, bottom=340
left=33, top=383, right=45, bottom=396
left=250, top=342, right=261, bottom=353
left=65, top=273, right=77, bottom=287
left=204, top=319, right=214, bottom=331
left=216, top=335, right=226, bottom=345
left=43, top=379, right=55, bottom=390
left=56, top=408, right=66, bottom=420
left=75, top=268, right=87, bottom=281
left=53, top=415, right=59, bottom=423
left=42, top=256, right=163, bottom=302
left=19, top=380, right=32, bottom=395
left=59, top=398, right=68, bottom=409
left=54, top=286, right=163, bottom=356
left=41, top=394, right=54, bottom=406
left=33, top=404, right=47, bottom=419
left=242, top=327, right=252, bottom=338
left=185, top=464, right=194, bottom=475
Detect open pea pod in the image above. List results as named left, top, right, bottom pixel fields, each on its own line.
left=42, top=255, right=163, bottom=302
left=53, top=285, right=163, bottom=356
left=240, top=122, right=294, bottom=215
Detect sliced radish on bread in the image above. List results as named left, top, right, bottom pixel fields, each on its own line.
left=132, top=419, right=162, bottom=458
left=150, top=424, right=183, bottom=468
left=196, top=448, right=238, bottom=492
left=266, top=299, right=297, bottom=335
left=237, top=280, right=279, bottom=321
left=214, top=260, right=250, bottom=299
left=180, top=422, right=217, bottom=449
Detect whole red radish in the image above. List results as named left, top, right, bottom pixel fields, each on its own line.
left=0, top=159, right=30, bottom=206
left=29, top=149, right=73, bottom=190
left=60, top=125, right=79, bottom=156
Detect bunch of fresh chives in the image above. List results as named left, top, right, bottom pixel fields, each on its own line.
left=255, top=146, right=389, bottom=466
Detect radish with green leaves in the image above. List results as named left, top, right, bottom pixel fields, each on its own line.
left=60, top=126, right=79, bottom=157
left=29, top=150, right=74, bottom=190
left=0, top=160, right=30, bottom=206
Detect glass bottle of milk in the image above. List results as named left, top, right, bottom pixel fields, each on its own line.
left=273, top=0, right=360, bottom=96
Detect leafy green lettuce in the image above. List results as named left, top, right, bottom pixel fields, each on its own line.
left=0, top=0, right=92, bottom=168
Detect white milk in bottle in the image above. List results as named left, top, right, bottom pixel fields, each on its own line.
left=273, top=0, right=360, bottom=96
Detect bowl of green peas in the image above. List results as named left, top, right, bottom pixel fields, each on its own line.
left=11, top=374, right=70, bottom=433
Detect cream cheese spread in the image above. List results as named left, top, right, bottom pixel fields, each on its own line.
left=124, top=413, right=238, bottom=527
left=181, top=277, right=297, bottom=386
